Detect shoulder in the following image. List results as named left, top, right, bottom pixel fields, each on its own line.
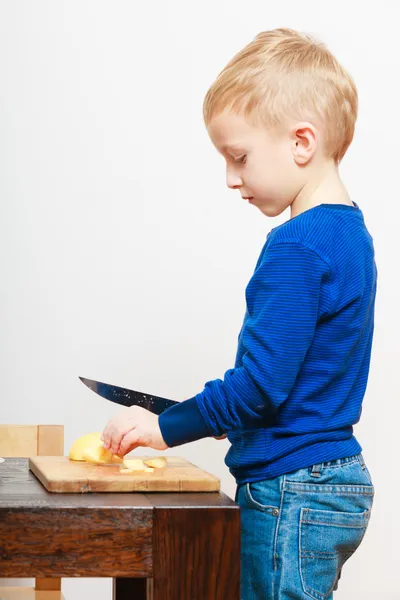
left=267, top=207, right=366, bottom=270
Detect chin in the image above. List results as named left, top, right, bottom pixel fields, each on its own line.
left=259, top=203, right=286, bottom=217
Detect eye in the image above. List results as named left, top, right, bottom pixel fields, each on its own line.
left=235, top=155, right=247, bottom=165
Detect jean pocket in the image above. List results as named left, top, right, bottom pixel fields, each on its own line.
left=245, top=482, right=280, bottom=515
left=299, top=507, right=371, bottom=600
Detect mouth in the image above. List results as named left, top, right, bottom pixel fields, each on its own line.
left=242, top=196, right=253, bottom=201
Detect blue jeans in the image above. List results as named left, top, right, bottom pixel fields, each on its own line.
left=235, top=453, right=374, bottom=600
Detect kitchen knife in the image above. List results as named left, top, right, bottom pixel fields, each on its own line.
left=79, top=377, right=228, bottom=440
left=79, top=376, right=178, bottom=415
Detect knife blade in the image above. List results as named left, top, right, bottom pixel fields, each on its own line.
left=79, top=376, right=179, bottom=415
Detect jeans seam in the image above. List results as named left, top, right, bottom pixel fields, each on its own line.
left=300, top=520, right=368, bottom=528
left=272, top=474, right=286, bottom=600
left=299, top=508, right=324, bottom=600
left=285, top=482, right=374, bottom=495
left=310, top=458, right=360, bottom=473
left=299, top=507, right=335, bottom=600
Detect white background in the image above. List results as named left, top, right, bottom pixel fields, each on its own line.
left=1, top=1, right=399, bottom=598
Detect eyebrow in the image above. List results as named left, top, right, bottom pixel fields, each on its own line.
left=220, top=144, right=246, bottom=153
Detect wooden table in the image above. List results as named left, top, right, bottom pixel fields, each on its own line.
left=0, top=459, right=240, bottom=599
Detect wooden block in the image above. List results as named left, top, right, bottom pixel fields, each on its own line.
left=37, top=427, right=64, bottom=457
left=34, top=579, right=61, bottom=592
left=0, top=426, right=38, bottom=458
left=0, top=425, right=63, bottom=459
left=0, top=588, right=64, bottom=600
left=29, top=456, right=220, bottom=493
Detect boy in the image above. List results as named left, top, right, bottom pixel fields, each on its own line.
left=102, top=28, right=376, bottom=599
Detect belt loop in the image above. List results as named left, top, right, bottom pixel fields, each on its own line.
left=358, top=454, right=366, bottom=470
left=310, top=462, right=322, bottom=478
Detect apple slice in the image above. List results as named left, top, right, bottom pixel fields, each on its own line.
left=120, top=465, right=155, bottom=474
left=120, top=457, right=166, bottom=473
left=69, top=432, right=123, bottom=464
left=69, top=432, right=103, bottom=461
left=83, top=442, right=123, bottom=465
left=121, top=458, right=146, bottom=471
left=143, top=457, right=167, bottom=469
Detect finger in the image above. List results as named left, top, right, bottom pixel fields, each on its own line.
left=101, top=424, right=113, bottom=450
left=102, top=421, right=120, bottom=450
left=109, top=429, right=126, bottom=456
left=118, top=430, right=140, bottom=457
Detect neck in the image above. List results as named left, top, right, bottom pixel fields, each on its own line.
left=290, top=161, right=352, bottom=219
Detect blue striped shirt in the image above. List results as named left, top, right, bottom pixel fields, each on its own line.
left=159, top=202, right=378, bottom=484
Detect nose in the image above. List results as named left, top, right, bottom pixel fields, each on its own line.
left=226, top=165, right=243, bottom=190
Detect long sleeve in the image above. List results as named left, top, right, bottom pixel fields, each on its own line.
left=159, top=242, right=332, bottom=447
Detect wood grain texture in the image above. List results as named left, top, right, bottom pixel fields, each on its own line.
left=29, top=455, right=220, bottom=493
left=0, top=459, right=153, bottom=578
left=0, top=426, right=64, bottom=595
left=0, top=459, right=240, bottom=597
left=0, top=458, right=157, bottom=508
left=152, top=506, right=241, bottom=599
left=0, top=507, right=152, bottom=577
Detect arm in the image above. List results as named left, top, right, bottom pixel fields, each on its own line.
left=159, top=242, right=331, bottom=447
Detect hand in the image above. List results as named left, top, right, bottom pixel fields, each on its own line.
left=101, top=405, right=168, bottom=457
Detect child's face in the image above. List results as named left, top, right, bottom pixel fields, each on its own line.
left=207, top=110, right=303, bottom=217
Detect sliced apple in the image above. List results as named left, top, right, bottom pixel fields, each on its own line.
left=122, top=458, right=146, bottom=471
left=120, top=466, right=155, bottom=474
left=69, top=432, right=103, bottom=461
left=143, top=457, right=167, bottom=469
left=82, top=442, right=123, bottom=465
left=69, top=433, right=166, bottom=471
left=69, top=432, right=123, bottom=464
left=83, top=444, right=111, bottom=465
left=110, top=453, right=124, bottom=464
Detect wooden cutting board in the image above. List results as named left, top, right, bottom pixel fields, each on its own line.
left=29, top=456, right=220, bottom=493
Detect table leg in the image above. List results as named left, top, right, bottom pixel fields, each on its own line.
left=113, top=577, right=152, bottom=599
left=152, top=507, right=240, bottom=600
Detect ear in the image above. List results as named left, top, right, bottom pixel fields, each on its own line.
left=291, top=122, right=318, bottom=165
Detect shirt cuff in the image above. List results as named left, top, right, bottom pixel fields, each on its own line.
left=158, top=396, right=213, bottom=447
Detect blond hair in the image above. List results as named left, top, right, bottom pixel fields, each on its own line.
left=203, top=28, right=358, bottom=163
